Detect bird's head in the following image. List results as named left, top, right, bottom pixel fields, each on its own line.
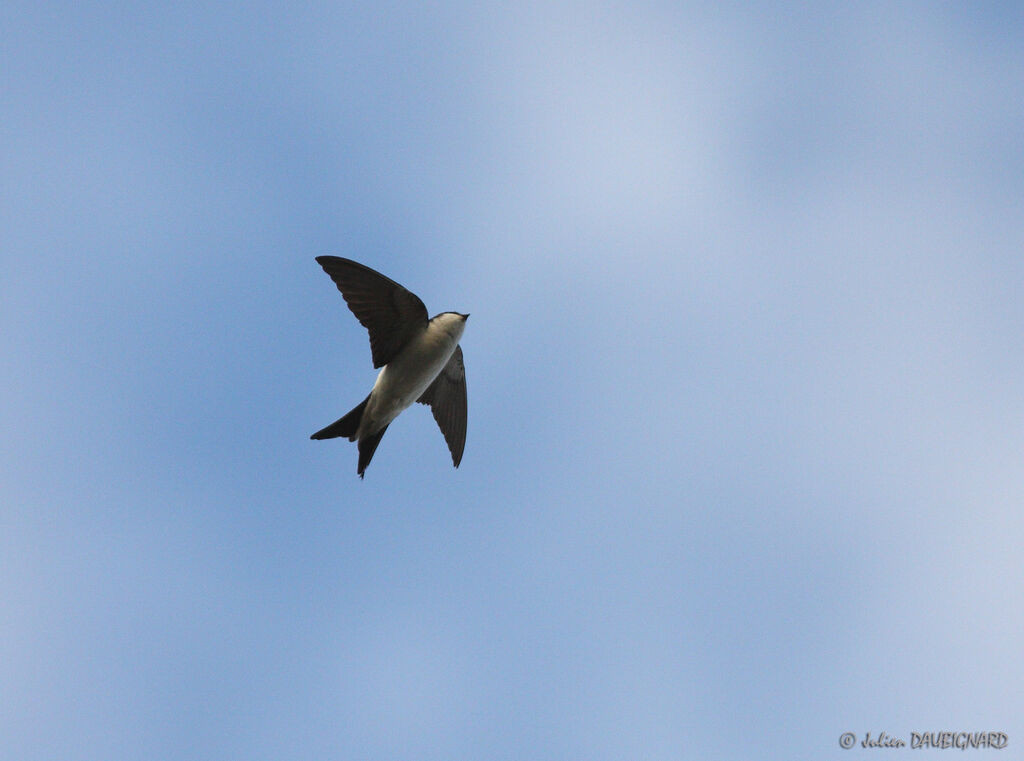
left=432, top=312, right=469, bottom=342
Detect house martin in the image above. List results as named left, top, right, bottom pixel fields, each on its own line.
left=311, top=256, right=468, bottom=478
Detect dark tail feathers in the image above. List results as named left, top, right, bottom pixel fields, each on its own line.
left=357, top=424, right=389, bottom=479
left=310, top=395, right=369, bottom=441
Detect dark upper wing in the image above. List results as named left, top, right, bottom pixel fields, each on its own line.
left=315, top=256, right=429, bottom=367
left=417, top=345, right=467, bottom=467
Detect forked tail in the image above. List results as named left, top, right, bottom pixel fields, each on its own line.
left=310, top=394, right=369, bottom=441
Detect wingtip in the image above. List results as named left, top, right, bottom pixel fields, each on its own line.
left=315, top=254, right=345, bottom=270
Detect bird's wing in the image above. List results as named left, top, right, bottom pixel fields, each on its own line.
left=315, top=256, right=429, bottom=367
left=417, top=345, right=467, bottom=467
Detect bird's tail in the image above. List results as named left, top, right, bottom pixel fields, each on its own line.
left=310, top=395, right=369, bottom=441
left=357, top=424, right=389, bottom=479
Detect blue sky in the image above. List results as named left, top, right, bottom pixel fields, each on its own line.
left=3, top=2, right=1022, bottom=759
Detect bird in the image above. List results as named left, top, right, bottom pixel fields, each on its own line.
left=310, top=256, right=468, bottom=478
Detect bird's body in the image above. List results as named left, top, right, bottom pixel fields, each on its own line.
left=357, top=312, right=465, bottom=438
left=310, top=256, right=468, bottom=478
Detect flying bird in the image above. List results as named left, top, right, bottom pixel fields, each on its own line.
left=310, top=256, right=468, bottom=478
